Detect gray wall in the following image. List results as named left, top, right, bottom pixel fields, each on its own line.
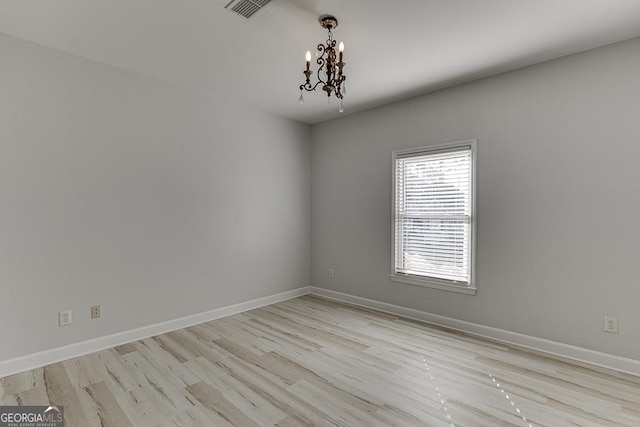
left=311, top=37, right=640, bottom=360
left=0, top=34, right=311, bottom=362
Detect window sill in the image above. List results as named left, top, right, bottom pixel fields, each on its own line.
left=389, top=274, right=477, bottom=295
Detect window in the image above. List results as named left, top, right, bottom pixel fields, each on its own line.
left=391, top=140, right=476, bottom=294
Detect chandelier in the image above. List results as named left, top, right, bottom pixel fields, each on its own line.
left=299, top=15, right=346, bottom=113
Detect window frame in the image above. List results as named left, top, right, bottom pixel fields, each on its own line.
left=390, top=139, right=477, bottom=295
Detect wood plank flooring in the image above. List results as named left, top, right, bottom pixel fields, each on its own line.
left=1, top=295, right=639, bottom=426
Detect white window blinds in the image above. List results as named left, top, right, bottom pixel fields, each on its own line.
left=394, top=144, right=474, bottom=285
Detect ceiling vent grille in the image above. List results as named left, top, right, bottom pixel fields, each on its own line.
left=224, top=0, right=273, bottom=19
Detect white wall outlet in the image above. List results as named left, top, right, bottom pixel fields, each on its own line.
left=59, top=310, right=72, bottom=327
left=328, top=268, right=334, bottom=279
left=603, top=316, right=618, bottom=333
left=91, top=305, right=101, bottom=319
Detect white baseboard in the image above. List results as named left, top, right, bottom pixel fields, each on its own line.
left=310, top=287, right=640, bottom=377
left=5, top=285, right=638, bottom=379
left=0, top=286, right=310, bottom=378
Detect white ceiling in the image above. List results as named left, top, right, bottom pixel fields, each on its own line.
left=2, top=0, right=640, bottom=124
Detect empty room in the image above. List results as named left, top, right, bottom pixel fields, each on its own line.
left=1, top=0, right=639, bottom=426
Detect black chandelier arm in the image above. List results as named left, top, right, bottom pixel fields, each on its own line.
left=299, top=80, right=326, bottom=93
left=334, top=74, right=346, bottom=99
left=316, top=41, right=335, bottom=60
left=315, top=55, right=327, bottom=76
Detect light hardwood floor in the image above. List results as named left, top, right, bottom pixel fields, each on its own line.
left=1, top=295, right=639, bottom=426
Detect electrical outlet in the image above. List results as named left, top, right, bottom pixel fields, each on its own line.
left=328, top=268, right=334, bottom=279
left=604, top=316, right=618, bottom=333
left=59, top=310, right=72, bottom=327
left=91, top=305, right=101, bottom=319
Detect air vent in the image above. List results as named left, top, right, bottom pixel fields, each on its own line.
left=224, top=0, right=273, bottom=19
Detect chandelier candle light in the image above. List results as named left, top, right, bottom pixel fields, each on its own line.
left=299, top=15, right=346, bottom=113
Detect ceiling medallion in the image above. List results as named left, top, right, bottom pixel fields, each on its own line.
left=298, top=15, right=346, bottom=113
